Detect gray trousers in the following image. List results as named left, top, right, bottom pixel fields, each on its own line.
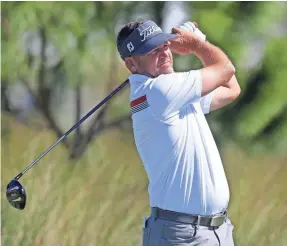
left=142, top=213, right=234, bottom=246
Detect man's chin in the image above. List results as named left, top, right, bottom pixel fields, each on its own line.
left=157, top=66, right=174, bottom=76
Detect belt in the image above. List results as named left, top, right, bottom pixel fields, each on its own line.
left=152, top=207, right=227, bottom=227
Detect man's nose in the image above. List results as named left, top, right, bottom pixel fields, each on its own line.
left=161, top=43, right=169, bottom=51
left=158, top=44, right=169, bottom=54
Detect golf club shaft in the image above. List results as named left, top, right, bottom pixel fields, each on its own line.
left=14, top=79, right=130, bottom=181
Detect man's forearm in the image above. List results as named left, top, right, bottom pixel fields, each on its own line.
left=192, top=40, right=232, bottom=68
left=198, top=42, right=239, bottom=90
left=199, top=41, right=240, bottom=108
left=195, top=41, right=229, bottom=67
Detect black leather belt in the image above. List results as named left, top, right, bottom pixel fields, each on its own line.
left=152, top=207, right=227, bottom=227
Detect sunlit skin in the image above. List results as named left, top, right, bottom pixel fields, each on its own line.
left=125, top=41, right=174, bottom=78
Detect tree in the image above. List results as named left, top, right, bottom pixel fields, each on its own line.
left=2, top=1, right=286, bottom=158
left=1, top=1, right=168, bottom=159
left=182, top=1, right=287, bottom=155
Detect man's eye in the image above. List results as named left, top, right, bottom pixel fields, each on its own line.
left=148, top=50, right=157, bottom=56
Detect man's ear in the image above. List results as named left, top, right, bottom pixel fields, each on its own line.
left=125, top=57, right=137, bottom=73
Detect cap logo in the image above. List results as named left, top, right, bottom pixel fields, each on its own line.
left=140, top=25, right=161, bottom=42
left=127, top=42, right=134, bottom=52
left=119, top=20, right=169, bottom=60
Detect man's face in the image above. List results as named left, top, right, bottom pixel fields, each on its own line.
left=127, top=42, right=174, bottom=77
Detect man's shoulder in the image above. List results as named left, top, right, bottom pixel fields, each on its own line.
left=128, top=74, right=150, bottom=103
left=128, top=71, right=191, bottom=84
left=128, top=74, right=150, bottom=84
left=156, top=70, right=201, bottom=83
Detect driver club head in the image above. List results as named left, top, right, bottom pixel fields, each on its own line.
left=6, top=179, right=26, bottom=210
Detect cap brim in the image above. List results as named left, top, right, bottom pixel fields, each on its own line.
left=133, top=33, right=176, bottom=55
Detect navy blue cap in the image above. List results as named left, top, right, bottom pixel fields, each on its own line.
left=119, top=20, right=175, bottom=60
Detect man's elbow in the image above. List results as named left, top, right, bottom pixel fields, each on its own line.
left=222, top=62, right=236, bottom=85
left=229, top=62, right=236, bottom=75
left=231, top=83, right=241, bottom=101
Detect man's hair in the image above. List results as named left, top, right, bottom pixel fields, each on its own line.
left=116, top=19, right=146, bottom=58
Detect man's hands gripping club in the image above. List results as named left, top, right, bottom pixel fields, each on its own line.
left=178, top=21, right=206, bottom=41
left=169, top=21, right=236, bottom=98
left=169, top=21, right=240, bottom=110
left=169, top=21, right=206, bottom=55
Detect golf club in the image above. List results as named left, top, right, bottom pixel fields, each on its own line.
left=6, top=79, right=129, bottom=210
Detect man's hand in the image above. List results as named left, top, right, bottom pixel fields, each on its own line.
left=178, top=21, right=206, bottom=41
left=169, top=27, right=202, bottom=55
left=169, top=21, right=206, bottom=55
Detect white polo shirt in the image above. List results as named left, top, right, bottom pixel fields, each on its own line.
left=129, top=71, right=230, bottom=216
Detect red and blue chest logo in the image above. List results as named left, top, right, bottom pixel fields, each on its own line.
left=130, top=95, right=149, bottom=115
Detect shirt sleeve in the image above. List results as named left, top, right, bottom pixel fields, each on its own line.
left=145, top=70, right=202, bottom=119
left=200, top=91, right=214, bottom=114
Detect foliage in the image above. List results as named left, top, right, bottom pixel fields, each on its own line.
left=1, top=1, right=172, bottom=159
left=1, top=117, right=287, bottom=246
left=1, top=1, right=135, bottom=159
left=2, top=1, right=286, bottom=156
left=1, top=3, right=287, bottom=245
left=186, top=1, right=287, bottom=155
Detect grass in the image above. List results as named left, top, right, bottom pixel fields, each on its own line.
left=1, top=117, right=287, bottom=246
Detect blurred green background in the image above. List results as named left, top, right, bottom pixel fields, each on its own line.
left=1, top=1, right=287, bottom=246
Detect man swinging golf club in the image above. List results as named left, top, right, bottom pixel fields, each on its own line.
left=5, top=17, right=240, bottom=245
left=116, top=19, right=240, bottom=245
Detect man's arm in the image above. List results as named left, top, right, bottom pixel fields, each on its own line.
left=196, top=39, right=241, bottom=111
left=169, top=28, right=236, bottom=97
left=209, top=76, right=241, bottom=111
left=193, top=40, right=241, bottom=109
left=170, top=25, right=240, bottom=111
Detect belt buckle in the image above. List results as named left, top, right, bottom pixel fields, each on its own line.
left=210, top=215, right=225, bottom=227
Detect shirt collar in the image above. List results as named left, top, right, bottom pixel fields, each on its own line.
left=128, top=74, right=151, bottom=84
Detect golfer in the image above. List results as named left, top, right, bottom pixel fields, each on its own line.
left=116, top=19, right=240, bottom=246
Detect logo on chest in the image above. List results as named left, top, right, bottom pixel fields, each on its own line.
left=130, top=95, right=149, bottom=115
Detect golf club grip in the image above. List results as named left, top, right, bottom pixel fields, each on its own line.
left=14, top=79, right=130, bottom=180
